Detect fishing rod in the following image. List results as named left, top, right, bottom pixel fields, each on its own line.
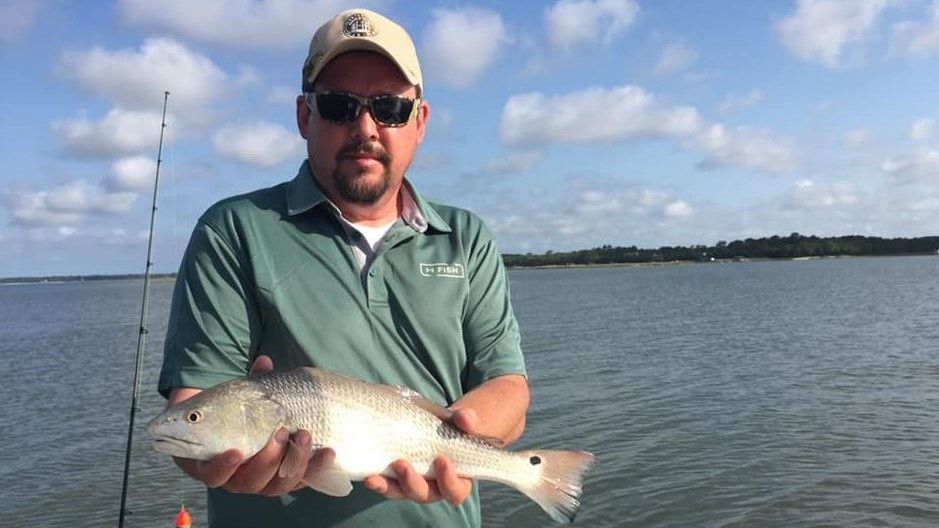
left=118, top=90, right=170, bottom=528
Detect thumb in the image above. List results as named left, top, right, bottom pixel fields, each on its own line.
left=250, top=355, right=274, bottom=375
left=449, top=408, right=479, bottom=436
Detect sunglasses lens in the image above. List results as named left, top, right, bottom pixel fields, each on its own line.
left=371, top=96, right=414, bottom=126
left=315, top=93, right=360, bottom=123
left=311, top=93, right=415, bottom=126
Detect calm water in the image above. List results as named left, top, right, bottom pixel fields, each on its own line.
left=1, top=256, right=938, bottom=527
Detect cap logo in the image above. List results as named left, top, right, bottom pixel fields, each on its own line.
left=343, top=12, right=377, bottom=37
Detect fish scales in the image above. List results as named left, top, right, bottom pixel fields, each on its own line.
left=265, top=369, right=513, bottom=478
left=148, top=367, right=595, bottom=523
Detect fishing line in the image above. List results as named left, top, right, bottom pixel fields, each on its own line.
left=118, top=91, right=170, bottom=528
left=158, top=101, right=195, bottom=526
left=157, top=103, right=191, bottom=523
left=163, top=112, right=181, bottom=264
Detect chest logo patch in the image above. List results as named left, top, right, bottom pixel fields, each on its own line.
left=419, top=262, right=465, bottom=278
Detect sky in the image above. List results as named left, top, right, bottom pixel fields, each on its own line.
left=2, top=0, right=939, bottom=277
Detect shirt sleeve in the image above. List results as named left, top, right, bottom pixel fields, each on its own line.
left=461, top=220, right=527, bottom=389
left=158, top=218, right=262, bottom=398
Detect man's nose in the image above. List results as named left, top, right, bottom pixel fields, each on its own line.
left=350, top=105, right=380, bottom=140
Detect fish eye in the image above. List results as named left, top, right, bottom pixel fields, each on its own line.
left=186, top=410, right=204, bottom=423
left=529, top=455, right=542, bottom=466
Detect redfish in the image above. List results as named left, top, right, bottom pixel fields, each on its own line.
left=148, top=367, right=594, bottom=523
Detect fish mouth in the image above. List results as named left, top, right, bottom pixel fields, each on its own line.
left=152, top=436, right=205, bottom=457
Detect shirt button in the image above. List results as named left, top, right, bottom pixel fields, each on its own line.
left=368, top=270, right=376, bottom=277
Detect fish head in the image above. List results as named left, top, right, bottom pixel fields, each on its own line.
left=147, top=378, right=286, bottom=460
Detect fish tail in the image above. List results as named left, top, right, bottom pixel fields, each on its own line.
left=517, top=449, right=595, bottom=524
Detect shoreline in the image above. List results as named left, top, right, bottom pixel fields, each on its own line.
left=0, top=275, right=177, bottom=286
left=1, top=253, right=935, bottom=284
left=505, top=253, right=933, bottom=270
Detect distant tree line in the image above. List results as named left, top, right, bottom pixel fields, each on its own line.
left=3, top=235, right=938, bottom=281
left=502, top=233, right=939, bottom=267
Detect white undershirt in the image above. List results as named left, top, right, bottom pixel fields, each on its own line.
left=346, top=219, right=396, bottom=252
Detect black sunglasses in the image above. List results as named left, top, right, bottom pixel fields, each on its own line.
left=304, top=91, right=419, bottom=127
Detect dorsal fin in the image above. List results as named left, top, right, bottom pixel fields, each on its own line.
left=376, top=384, right=506, bottom=447
left=372, top=383, right=455, bottom=422
left=300, top=367, right=506, bottom=447
left=477, top=434, right=507, bottom=448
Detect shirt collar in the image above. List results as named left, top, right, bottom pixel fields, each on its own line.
left=285, top=160, right=451, bottom=234
left=285, top=160, right=327, bottom=216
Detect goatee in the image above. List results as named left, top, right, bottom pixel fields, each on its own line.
left=333, top=140, right=393, bottom=204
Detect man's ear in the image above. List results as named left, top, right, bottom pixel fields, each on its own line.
left=297, top=95, right=312, bottom=139
left=415, top=100, right=429, bottom=144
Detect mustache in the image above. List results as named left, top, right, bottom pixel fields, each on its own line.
left=337, top=141, right=391, bottom=164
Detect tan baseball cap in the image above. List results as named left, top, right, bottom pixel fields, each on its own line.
left=302, top=9, right=423, bottom=95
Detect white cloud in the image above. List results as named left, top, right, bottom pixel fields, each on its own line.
left=776, top=0, right=894, bottom=67
left=893, top=0, right=939, bottom=56
left=44, top=181, right=136, bottom=214
left=911, top=117, right=936, bottom=142
left=500, top=85, right=702, bottom=145
left=574, top=187, right=693, bottom=220
left=636, top=190, right=694, bottom=219
left=3, top=181, right=137, bottom=227
left=574, top=190, right=623, bottom=215
left=500, top=84, right=796, bottom=173
left=486, top=151, right=546, bottom=174
left=718, top=90, right=766, bottom=114
left=51, top=108, right=165, bottom=157
left=6, top=202, right=81, bottom=227
left=0, top=0, right=44, bottom=41
left=3, top=225, right=154, bottom=248
left=908, top=196, right=939, bottom=211
left=843, top=128, right=870, bottom=149
left=213, top=121, right=302, bottom=168
left=484, top=184, right=699, bottom=252
left=56, top=226, right=78, bottom=238
left=61, top=37, right=227, bottom=110
left=639, top=189, right=668, bottom=208
left=488, top=211, right=591, bottom=238
left=545, top=0, right=640, bottom=51
left=267, top=85, right=300, bottom=105
left=106, top=156, right=157, bottom=193
left=117, top=0, right=364, bottom=48
left=99, top=228, right=151, bottom=245
left=784, top=179, right=858, bottom=209
left=234, top=64, right=262, bottom=87
left=694, top=124, right=799, bottom=172
left=664, top=200, right=694, bottom=218
left=654, top=42, right=699, bottom=76
left=881, top=149, right=939, bottom=182
left=422, top=7, right=508, bottom=88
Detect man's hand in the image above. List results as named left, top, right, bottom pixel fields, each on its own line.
left=169, top=355, right=330, bottom=497
left=362, top=409, right=478, bottom=506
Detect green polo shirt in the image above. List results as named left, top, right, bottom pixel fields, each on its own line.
left=158, top=160, right=526, bottom=528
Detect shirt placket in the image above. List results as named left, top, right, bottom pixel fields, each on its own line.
left=338, top=221, right=416, bottom=309
left=365, top=225, right=418, bottom=309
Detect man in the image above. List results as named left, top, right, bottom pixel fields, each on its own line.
left=158, top=8, right=529, bottom=527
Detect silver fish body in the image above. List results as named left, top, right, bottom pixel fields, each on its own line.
left=148, top=367, right=594, bottom=523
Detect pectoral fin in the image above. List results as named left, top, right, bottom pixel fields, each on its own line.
left=302, top=457, right=354, bottom=497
